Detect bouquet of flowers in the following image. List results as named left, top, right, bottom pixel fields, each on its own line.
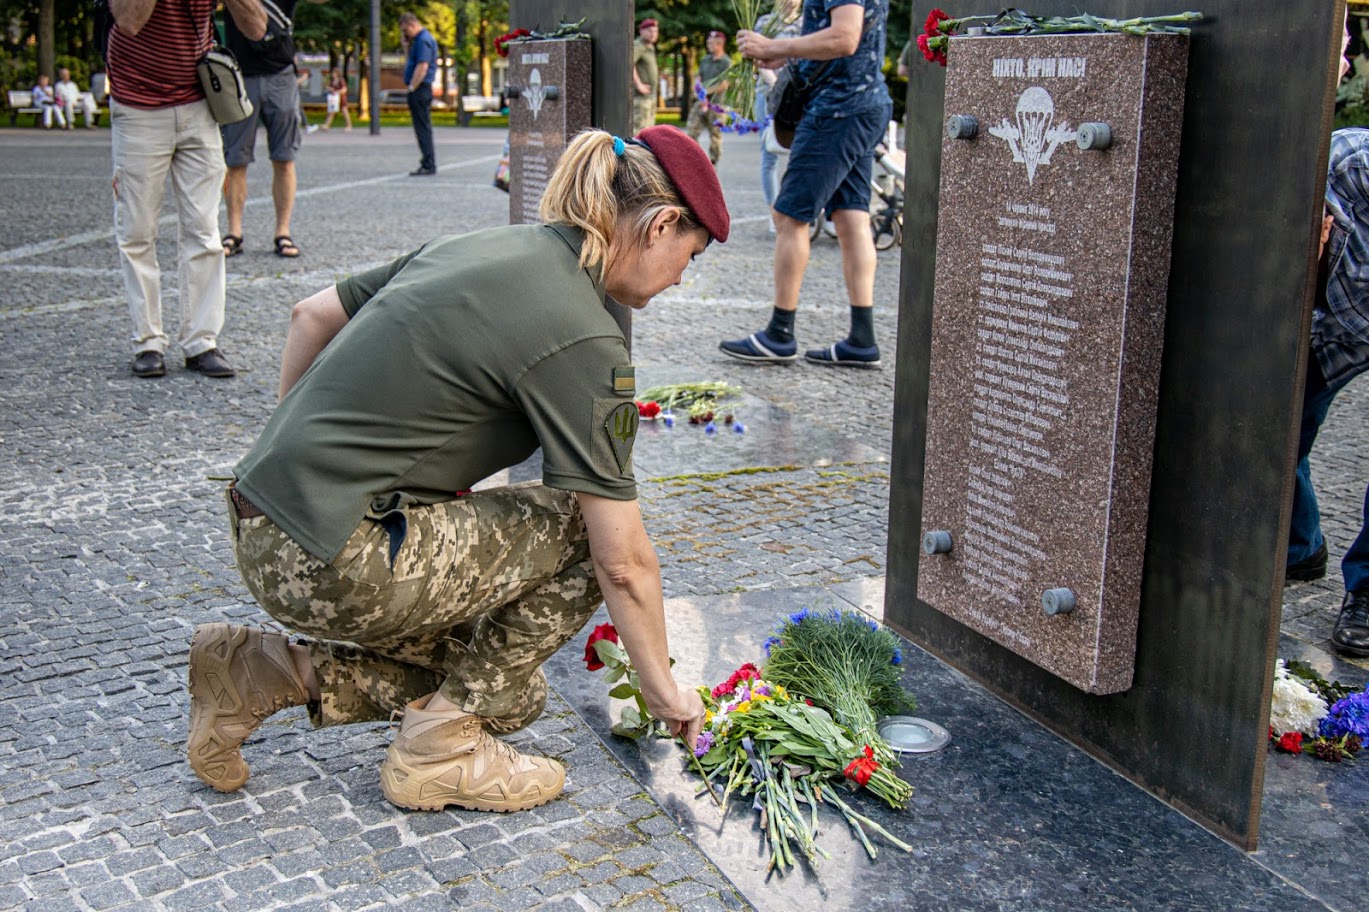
left=916, top=7, right=1203, bottom=67
left=585, top=610, right=918, bottom=870
left=1268, top=659, right=1366, bottom=762
left=703, top=0, right=796, bottom=129
left=763, top=608, right=915, bottom=765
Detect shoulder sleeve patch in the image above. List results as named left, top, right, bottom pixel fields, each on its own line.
left=598, top=399, right=640, bottom=475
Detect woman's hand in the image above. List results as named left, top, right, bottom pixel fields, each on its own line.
left=644, top=681, right=707, bottom=749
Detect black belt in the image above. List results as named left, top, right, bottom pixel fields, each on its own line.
left=230, top=487, right=264, bottom=519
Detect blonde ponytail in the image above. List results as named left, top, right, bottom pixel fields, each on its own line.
left=540, top=130, right=701, bottom=278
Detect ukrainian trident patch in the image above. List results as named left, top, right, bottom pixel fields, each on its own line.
left=604, top=401, right=639, bottom=473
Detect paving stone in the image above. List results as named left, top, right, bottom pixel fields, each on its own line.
left=60, top=862, right=110, bottom=888
left=128, top=863, right=188, bottom=896
left=617, top=896, right=668, bottom=912
left=161, top=879, right=228, bottom=912
left=77, top=880, right=135, bottom=910
left=16, top=852, right=65, bottom=877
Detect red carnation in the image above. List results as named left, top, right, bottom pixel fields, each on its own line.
left=637, top=400, right=661, bottom=419
left=917, top=34, right=946, bottom=67
left=584, top=623, right=619, bottom=671
left=925, top=9, right=952, bottom=35
left=495, top=28, right=532, bottom=58
left=1275, top=731, right=1303, bottom=753
left=711, top=662, right=762, bottom=699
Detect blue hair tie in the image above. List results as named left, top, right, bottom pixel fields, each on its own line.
left=612, top=136, right=626, bottom=157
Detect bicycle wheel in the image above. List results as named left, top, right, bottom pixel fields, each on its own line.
left=872, top=211, right=901, bottom=251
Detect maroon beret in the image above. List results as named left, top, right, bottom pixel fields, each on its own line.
left=639, top=18, right=658, bottom=30
left=634, top=125, right=730, bottom=243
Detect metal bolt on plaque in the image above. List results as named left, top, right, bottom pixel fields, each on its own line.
left=946, top=115, right=979, bottom=140
left=1076, top=122, right=1112, bottom=151
left=1042, top=588, right=1077, bottom=616
left=922, top=530, right=954, bottom=555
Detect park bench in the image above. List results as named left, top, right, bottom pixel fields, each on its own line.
left=7, top=90, right=43, bottom=126
left=457, top=95, right=503, bottom=126
left=6, top=88, right=106, bottom=127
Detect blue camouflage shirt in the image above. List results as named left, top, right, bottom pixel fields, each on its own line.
left=1318, top=129, right=1369, bottom=385
left=798, top=0, right=890, bottom=118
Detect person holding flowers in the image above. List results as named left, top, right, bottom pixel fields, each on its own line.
left=720, top=0, right=892, bottom=369
left=185, top=126, right=727, bottom=814
left=686, top=31, right=732, bottom=165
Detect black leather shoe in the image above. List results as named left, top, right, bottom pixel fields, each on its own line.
left=1286, top=542, right=1328, bottom=582
left=409, top=166, right=436, bottom=176
left=185, top=348, right=236, bottom=378
left=1332, top=590, right=1369, bottom=657
left=131, top=350, right=165, bottom=378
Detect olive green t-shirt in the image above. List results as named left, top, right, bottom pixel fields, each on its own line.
left=697, top=54, right=730, bottom=99
left=633, top=37, right=658, bottom=100
left=234, top=224, right=639, bottom=562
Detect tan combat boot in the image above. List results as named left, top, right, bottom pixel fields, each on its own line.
left=379, top=695, right=565, bottom=813
left=187, top=623, right=309, bottom=792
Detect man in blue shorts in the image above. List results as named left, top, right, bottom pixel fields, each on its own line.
left=221, top=0, right=304, bottom=260
left=721, top=0, right=892, bottom=369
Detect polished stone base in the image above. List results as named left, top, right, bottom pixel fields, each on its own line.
left=545, top=587, right=1368, bottom=910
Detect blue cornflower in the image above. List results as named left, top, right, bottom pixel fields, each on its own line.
left=733, top=421, right=746, bottom=434
left=705, top=421, right=717, bottom=435
left=788, top=608, right=810, bottom=625
left=763, top=635, right=781, bottom=655
left=1319, top=690, right=1369, bottom=739
left=867, top=619, right=879, bottom=631
left=663, top=413, right=674, bottom=428
left=891, top=648, right=903, bottom=666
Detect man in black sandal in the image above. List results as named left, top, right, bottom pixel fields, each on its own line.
left=221, top=0, right=304, bottom=261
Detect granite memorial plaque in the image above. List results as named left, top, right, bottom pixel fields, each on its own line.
left=916, top=34, right=1188, bottom=694
left=507, top=37, right=592, bottom=225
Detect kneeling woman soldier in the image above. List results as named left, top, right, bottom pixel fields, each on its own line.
left=187, top=126, right=729, bottom=813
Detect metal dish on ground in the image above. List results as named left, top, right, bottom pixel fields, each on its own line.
left=876, top=716, right=951, bottom=755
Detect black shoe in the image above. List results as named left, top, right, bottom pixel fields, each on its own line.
left=409, top=166, right=436, bottom=176
left=1286, top=542, right=1328, bottom=582
left=186, top=348, right=236, bottom=378
left=131, top=350, right=165, bottom=378
left=1331, top=590, right=1369, bottom=657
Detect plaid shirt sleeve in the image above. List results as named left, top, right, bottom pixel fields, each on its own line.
left=1318, top=129, right=1369, bottom=385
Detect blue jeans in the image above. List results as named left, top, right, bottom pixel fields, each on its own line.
left=408, top=83, right=434, bottom=171
left=1289, top=358, right=1369, bottom=593
left=756, top=90, right=779, bottom=207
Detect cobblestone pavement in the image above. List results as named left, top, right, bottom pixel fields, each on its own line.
left=0, top=117, right=1364, bottom=912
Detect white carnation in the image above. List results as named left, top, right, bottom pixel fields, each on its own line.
left=1270, top=661, right=1328, bottom=735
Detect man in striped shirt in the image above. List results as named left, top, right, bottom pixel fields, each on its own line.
left=107, top=0, right=267, bottom=379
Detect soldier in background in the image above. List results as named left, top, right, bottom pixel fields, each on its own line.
left=632, top=18, right=660, bottom=133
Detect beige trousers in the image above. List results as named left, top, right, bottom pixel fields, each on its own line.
left=110, top=99, right=226, bottom=358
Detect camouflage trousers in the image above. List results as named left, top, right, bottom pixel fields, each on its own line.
left=685, top=102, right=722, bottom=164
left=633, top=96, right=657, bottom=134
left=229, top=482, right=601, bottom=732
